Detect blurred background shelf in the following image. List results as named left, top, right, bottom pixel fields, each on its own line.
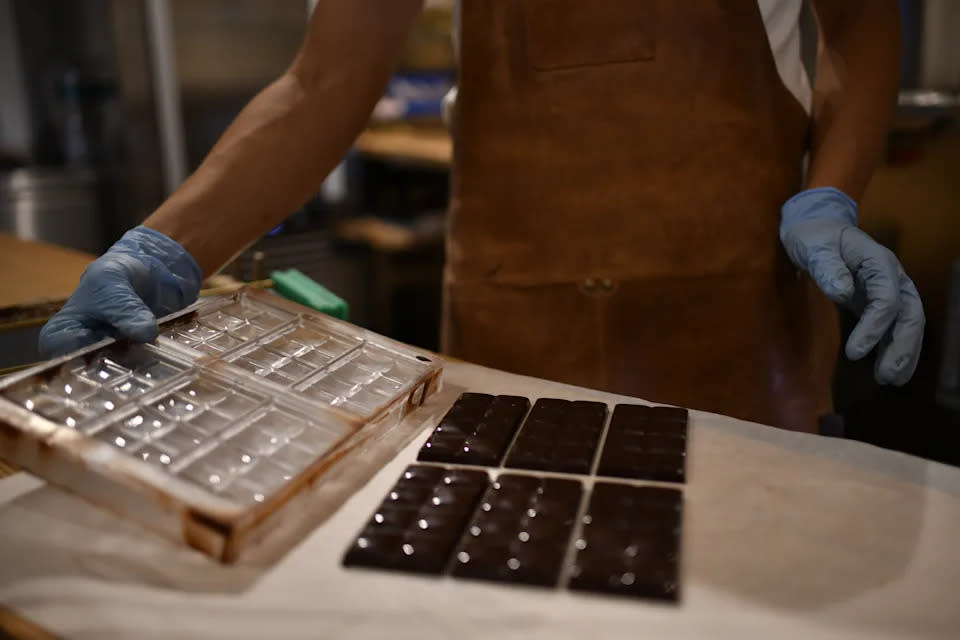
left=354, top=125, right=452, bottom=169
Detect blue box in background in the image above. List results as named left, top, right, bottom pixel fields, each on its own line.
left=373, top=72, right=456, bottom=123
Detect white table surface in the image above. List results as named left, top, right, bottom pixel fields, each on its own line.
left=1, top=360, right=958, bottom=640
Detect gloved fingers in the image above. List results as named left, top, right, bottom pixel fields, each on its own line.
left=91, top=285, right=159, bottom=344
left=874, top=271, right=925, bottom=385
left=40, top=286, right=155, bottom=359
left=841, top=228, right=903, bottom=361
left=38, top=315, right=111, bottom=359
left=804, top=242, right=856, bottom=304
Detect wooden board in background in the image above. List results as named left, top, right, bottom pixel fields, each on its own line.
left=0, top=234, right=94, bottom=309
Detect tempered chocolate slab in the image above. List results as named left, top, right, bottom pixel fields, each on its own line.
left=451, top=474, right=582, bottom=586
left=343, top=465, right=489, bottom=574
left=417, top=393, right=530, bottom=466
left=569, top=483, right=682, bottom=601
left=596, top=404, right=688, bottom=483
left=504, top=398, right=607, bottom=474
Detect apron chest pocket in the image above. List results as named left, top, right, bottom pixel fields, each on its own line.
left=522, top=0, right=656, bottom=71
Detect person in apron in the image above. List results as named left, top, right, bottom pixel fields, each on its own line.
left=40, top=0, right=923, bottom=433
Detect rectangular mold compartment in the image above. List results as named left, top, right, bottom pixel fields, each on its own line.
left=202, top=290, right=440, bottom=426
left=2, top=342, right=194, bottom=432
left=156, top=292, right=299, bottom=358
left=0, top=287, right=443, bottom=562
left=216, top=316, right=363, bottom=386
left=293, top=341, right=432, bottom=419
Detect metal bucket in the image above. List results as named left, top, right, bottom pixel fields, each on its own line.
left=0, top=168, right=104, bottom=254
left=900, top=0, right=960, bottom=93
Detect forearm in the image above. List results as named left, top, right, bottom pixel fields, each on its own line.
left=805, top=0, right=901, bottom=200
left=144, top=0, right=423, bottom=275
left=145, top=76, right=350, bottom=275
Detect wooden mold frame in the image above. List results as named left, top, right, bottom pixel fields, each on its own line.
left=0, top=288, right=443, bottom=562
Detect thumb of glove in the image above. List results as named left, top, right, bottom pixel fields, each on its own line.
left=804, top=239, right=856, bottom=305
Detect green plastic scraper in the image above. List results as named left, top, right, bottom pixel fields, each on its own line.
left=270, top=269, right=349, bottom=320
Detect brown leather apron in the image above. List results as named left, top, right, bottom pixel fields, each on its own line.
left=443, top=0, right=839, bottom=432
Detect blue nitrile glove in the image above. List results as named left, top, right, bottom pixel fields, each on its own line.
left=780, top=187, right=925, bottom=385
left=39, top=226, right=202, bottom=358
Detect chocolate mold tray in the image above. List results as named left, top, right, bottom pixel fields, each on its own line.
left=0, top=288, right=442, bottom=562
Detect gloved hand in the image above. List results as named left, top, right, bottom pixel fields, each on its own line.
left=39, top=226, right=202, bottom=358
left=780, top=187, right=924, bottom=385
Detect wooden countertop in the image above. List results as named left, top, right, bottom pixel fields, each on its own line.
left=0, top=234, right=94, bottom=309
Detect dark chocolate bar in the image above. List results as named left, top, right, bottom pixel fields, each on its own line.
left=451, top=474, right=583, bottom=586
left=596, top=404, right=688, bottom=482
left=504, top=399, right=608, bottom=474
left=568, top=482, right=682, bottom=601
left=418, top=393, right=531, bottom=467
left=343, top=464, right=489, bottom=574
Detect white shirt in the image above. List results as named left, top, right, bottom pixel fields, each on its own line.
left=445, top=0, right=812, bottom=119
left=758, top=0, right=812, bottom=113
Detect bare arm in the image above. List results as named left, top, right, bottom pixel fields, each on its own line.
left=806, top=0, right=901, bottom=200
left=145, top=0, right=424, bottom=274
